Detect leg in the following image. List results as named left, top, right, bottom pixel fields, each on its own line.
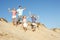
left=23, top=27, right=27, bottom=32
left=12, top=18, right=17, bottom=26
left=12, top=18, right=15, bottom=25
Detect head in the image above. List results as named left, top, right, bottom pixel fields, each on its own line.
left=19, top=5, right=22, bottom=9
left=32, top=15, right=35, bottom=18
left=12, top=8, right=16, bottom=10
left=23, top=16, right=26, bottom=19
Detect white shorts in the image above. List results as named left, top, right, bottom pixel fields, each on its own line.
left=12, top=16, right=16, bottom=18
left=23, top=23, right=28, bottom=27
left=32, top=23, right=37, bottom=26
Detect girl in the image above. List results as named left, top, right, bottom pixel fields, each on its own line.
left=22, top=16, right=28, bottom=31
left=8, top=8, right=17, bottom=26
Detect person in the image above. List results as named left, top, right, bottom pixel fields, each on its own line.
left=29, top=12, right=37, bottom=31
left=29, top=12, right=37, bottom=23
left=22, top=16, right=28, bottom=32
left=17, top=6, right=26, bottom=24
left=31, top=15, right=37, bottom=31
left=8, top=8, right=17, bottom=26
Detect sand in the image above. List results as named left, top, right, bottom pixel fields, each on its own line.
left=0, top=21, right=60, bottom=40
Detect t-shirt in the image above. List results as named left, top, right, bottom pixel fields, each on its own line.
left=17, top=8, right=24, bottom=16
left=12, top=10, right=17, bottom=16
left=31, top=16, right=36, bottom=23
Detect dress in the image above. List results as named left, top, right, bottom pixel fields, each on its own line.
left=23, top=19, right=28, bottom=27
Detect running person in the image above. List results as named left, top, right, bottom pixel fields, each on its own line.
left=22, top=16, right=28, bottom=32
left=29, top=12, right=37, bottom=31
left=17, top=6, right=26, bottom=24
left=8, top=8, right=17, bottom=25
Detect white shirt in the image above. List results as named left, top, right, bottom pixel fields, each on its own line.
left=17, top=8, right=24, bottom=16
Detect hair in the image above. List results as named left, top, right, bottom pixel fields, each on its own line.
left=23, top=16, right=26, bottom=19
left=19, top=5, right=22, bottom=7
left=12, top=8, right=15, bottom=10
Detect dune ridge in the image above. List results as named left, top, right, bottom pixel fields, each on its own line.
left=0, top=18, right=60, bottom=40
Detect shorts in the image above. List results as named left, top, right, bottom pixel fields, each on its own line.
left=32, top=23, right=37, bottom=26
left=12, top=16, right=16, bottom=19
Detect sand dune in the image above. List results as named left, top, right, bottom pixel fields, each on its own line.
left=52, top=28, right=60, bottom=33
left=0, top=19, right=60, bottom=40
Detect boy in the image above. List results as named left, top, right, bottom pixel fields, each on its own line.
left=29, top=12, right=37, bottom=31
left=31, top=15, right=37, bottom=31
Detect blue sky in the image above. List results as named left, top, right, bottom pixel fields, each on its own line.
left=0, top=0, right=60, bottom=29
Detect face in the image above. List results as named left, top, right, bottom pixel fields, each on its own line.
left=13, top=8, right=15, bottom=10
left=23, top=16, right=26, bottom=19
left=19, top=7, right=22, bottom=9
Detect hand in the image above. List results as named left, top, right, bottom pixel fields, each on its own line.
left=24, top=8, right=26, bottom=10
left=8, top=8, right=11, bottom=12
left=8, top=8, right=10, bottom=10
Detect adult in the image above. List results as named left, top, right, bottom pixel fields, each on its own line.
left=17, top=6, right=26, bottom=24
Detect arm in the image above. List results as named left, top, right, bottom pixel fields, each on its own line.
left=29, top=11, right=32, bottom=17
left=24, top=7, right=26, bottom=10
left=8, top=8, right=12, bottom=12
left=27, top=16, right=30, bottom=19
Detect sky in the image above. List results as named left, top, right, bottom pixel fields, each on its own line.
left=0, top=0, right=60, bottom=29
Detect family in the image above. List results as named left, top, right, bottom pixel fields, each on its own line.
left=8, top=5, right=39, bottom=31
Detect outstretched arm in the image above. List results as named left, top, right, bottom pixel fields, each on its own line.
left=24, top=7, right=26, bottom=10
left=29, top=11, right=32, bottom=17
left=8, top=8, right=12, bottom=12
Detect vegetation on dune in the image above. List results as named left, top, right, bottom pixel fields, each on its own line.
left=0, top=18, right=8, bottom=22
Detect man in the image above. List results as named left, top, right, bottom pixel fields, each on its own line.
left=17, top=6, right=26, bottom=24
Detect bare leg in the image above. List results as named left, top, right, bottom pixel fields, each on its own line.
left=23, top=27, right=27, bottom=32
left=12, top=18, right=17, bottom=26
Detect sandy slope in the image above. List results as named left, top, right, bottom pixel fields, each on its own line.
left=0, top=21, right=60, bottom=40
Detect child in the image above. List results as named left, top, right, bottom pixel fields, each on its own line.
left=31, top=15, right=37, bottom=31
left=22, top=16, right=28, bottom=31
left=8, top=8, right=17, bottom=26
